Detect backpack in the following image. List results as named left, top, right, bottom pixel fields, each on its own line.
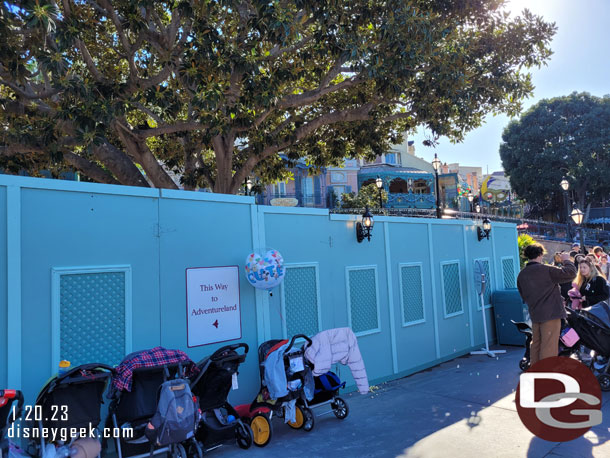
left=146, top=378, right=198, bottom=446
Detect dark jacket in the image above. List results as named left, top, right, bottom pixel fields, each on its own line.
left=579, top=276, right=610, bottom=308
left=517, top=261, right=577, bottom=323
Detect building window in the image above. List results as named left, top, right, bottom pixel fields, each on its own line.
left=272, top=181, right=286, bottom=197
left=385, top=153, right=396, bottom=164
left=413, top=179, right=431, bottom=194
left=389, top=178, right=408, bottom=193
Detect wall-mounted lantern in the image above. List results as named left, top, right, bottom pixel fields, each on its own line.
left=477, top=218, right=491, bottom=241
left=356, top=207, right=374, bottom=243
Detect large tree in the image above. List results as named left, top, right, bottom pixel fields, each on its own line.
left=1, top=0, right=555, bottom=193
left=500, top=92, right=610, bottom=219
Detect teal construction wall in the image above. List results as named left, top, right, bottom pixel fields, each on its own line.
left=0, top=174, right=520, bottom=406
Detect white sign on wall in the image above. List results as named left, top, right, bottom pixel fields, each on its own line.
left=186, top=266, right=242, bottom=347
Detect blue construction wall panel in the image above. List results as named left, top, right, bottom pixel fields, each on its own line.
left=387, top=221, right=437, bottom=373
left=19, top=187, right=161, bottom=401
left=0, top=185, right=6, bottom=388
left=0, top=175, right=519, bottom=406
left=157, top=195, right=260, bottom=406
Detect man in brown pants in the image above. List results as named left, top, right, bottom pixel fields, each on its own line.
left=517, top=243, right=577, bottom=365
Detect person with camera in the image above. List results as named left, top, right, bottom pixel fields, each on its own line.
left=517, top=243, right=577, bottom=365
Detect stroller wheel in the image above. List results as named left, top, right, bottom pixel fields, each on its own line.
left=171, top=443, right=187, bottom=458
left=519, top=358, right=530, bottom=372
left=287, top=405, right=305, bottom=429
left=301, top=407, right=315, bottom=432
left=235, top=421, right=253, bottom=449
left=331, top=397, right=349, bottom=420
left=250, top=413, right=273, bottom=447
left=186, top=439, right=203, bottom=458
left=598, top=374, right=610, bottom=392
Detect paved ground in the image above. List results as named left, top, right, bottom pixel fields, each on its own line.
left=207, top=346, right=610, bottom=458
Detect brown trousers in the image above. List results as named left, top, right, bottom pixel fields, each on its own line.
left=530, top=319, right=561, bottom=366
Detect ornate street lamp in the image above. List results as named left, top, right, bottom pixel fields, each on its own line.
left=467, top=192, right=474, bottom=213
left=571, top=207, right=585, bottom=253
left=560, top=178, right=571, bottom=240
left=432, top=154, right=441, bottom=219
left=356, top=207, right=374, bottom=243
left=246, top=177, right=253, bottom=196
left=375, top=175, right=383, bottom=209
left=477, top=218, right=492, bottom=241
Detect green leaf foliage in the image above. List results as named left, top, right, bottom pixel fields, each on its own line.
left=341, top=182, right=387, bottom=209
left=1, top=0, right=555, bottom=193
left=500, top=93, right=610, bottom=216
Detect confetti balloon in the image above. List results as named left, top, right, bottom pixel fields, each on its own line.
left=245, top=249, right=285, bottom=290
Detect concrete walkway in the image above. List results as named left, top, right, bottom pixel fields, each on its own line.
left=211, top=346, right=610, bottom=458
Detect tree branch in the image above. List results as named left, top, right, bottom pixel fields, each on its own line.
left=132, top=121, right=205, bottom=138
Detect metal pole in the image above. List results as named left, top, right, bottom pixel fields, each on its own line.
left=379, top=188, right=383, bottom=209
left=580, top=226, right=586, bottom=254
left=435, top=170, right=441, bottom=219
left=564, top=191, right=571, bottom=241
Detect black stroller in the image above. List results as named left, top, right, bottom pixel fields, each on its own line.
left=567, top=303, right=610, bottom=391
left=105, top=350, right=200, bottom=458
left=242, top=334, right=315, bottom=447
left=1, top=389, right=24, bottom=458
left=189, top=343, right=253, bottom=453
left=26, top=364, right=112, bottom=457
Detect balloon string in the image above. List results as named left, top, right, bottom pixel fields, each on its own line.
left=275, top=294, right=286, bottom=328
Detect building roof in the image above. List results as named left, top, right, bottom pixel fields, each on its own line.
left=358, top=164, right=432, bottom=176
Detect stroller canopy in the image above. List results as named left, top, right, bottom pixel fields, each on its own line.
left=111, top=347, right=198, bottom=393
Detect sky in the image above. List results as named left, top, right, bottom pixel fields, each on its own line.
left=411, top=0, right=610, bottom=174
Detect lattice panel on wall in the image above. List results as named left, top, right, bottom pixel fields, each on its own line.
left=502, top=258, right=516, bottom=289
left=476, top=259, right=492, bottom=306
left=348, top=268, right=378, bottom=333
left=60, top=272, right=126, bottom=366
left=284, top=266, right=319, bottom=337
left=401, top=265, right=424, bottom=324
left=442, top=263, right=463, bottom=316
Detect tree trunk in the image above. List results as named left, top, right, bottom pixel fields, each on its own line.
left=114, top=125, right=178, bottom=189
left=92, top=143, right=150, bottom=187
left=211, top=134, right=237, bottom=194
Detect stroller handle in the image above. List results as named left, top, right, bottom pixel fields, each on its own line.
left=0, top=390, right=24, bottom=424
left=210, top=342, right=249, bottom=361
left=285, top=334, right=313, bottom=353
left=57, top=363, right=115, bottom=381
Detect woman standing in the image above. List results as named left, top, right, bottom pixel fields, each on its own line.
left=575, top=258, right=610, bottom=308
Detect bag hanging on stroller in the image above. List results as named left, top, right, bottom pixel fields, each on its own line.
left=239, top=335, right=315, bottom=448
left=106, top=348, right=200, bottom=458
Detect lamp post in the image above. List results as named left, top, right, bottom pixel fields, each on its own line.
left=560, top=178, right=571, bottom=240
left=375, top=175, right=383, bottom=209
left=432, top=153, right=442, bottom=219
left=468, top=192, right=474, bottom=213
left=571, top=207, right=585, bottom=253
left=246, top=177, right=253, bottom=196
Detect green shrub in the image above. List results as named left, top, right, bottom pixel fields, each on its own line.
left=518, top=234, right=536, bottom=268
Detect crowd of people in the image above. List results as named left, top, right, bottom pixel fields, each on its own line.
left=517, top=242, right=610, bottom=365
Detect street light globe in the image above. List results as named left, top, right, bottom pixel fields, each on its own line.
left=467, top=192, right=474, bottom=202
left=362, top=207, right=374, bottom=228
left=432, top=153, right=441, bottom=172
left=246, top=178, right=253, bottom=191
left=570, top=207, right=584, bottom=225
left=475, top=203, right=481, bottom=213
left=375, top=176, right=383, bottom=189
left=560, top=178, right=569, bottom=191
